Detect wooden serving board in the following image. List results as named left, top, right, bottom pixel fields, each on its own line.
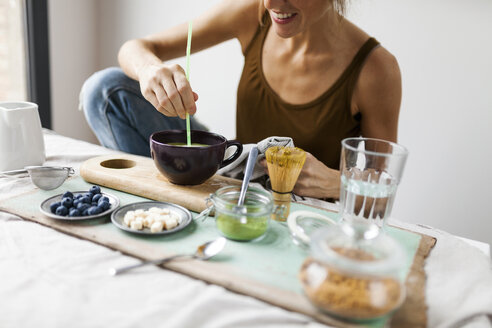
left=80, top=154, right=241, bottom=213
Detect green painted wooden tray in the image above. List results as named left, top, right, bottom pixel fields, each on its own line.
left=0, top=176, right=433, bottom=327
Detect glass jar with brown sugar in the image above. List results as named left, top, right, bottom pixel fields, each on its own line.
left=299, top=223, right=406, bottom=322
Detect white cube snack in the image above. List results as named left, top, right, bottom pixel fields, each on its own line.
left=164, top=217, right=178, bottom=230
left=124, top=212, right=135, bottom=218
left=154, top=214, right=169, bottom=222
left=150, top=221, right=164, bottom=233
left=126, top=207, right=181, bottom=232
left=149, top=213, right=160, bottom=220
left=130, top=220, right=143, bottom=230
left=134, top=209, right=145, bottom=216
left=148, top=207, right=161, bottom=214
left=170, top=213, right=181, bottom=223
left=142, top=216, right=153, bottom=227
left=123, top=214, right=134, bottom=226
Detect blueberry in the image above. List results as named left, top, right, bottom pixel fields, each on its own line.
left=73, top=199, right=80, bottom=208
left=50, top=201, right=61, bottom=214
left=90, top=186, right=101, bottom=195
left=92, top=194, right=102, bottom=203
left=77, top=203, right=90, bottom=212
left=98, top=200, right=110, bottom=211
left=82, top=209, right=89, bottom=216
left=61, top=197, right=73, bottom=208
left=75, top=194, right=83, bottom=199
left=68, top=208, right=81, bottom=217
left=84, top=193, right=93, bottom=201
left=55, top=206, right=68, bottom=216
left=98, top=196, right=109, bottom=204
left=91, top=202, right=98, bottom=207
left=88, top=206, right=103, bottom=216
left=80, top=196, right=90, bottom=204
left=62, top=191, right=73, bottom=199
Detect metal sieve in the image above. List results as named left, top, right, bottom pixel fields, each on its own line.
left=0, top=166, right=74, bottom=190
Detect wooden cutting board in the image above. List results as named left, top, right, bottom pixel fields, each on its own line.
left=80, top=154, right=241, bottom=213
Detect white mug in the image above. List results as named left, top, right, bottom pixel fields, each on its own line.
left=0, top=101, right=45, bottom=171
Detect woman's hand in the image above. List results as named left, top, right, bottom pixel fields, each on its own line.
left=260, top=152, right=340, bottom=199
left=138, top=63, right=198, bottom=119
left=292, top=152, right=340, bottom=199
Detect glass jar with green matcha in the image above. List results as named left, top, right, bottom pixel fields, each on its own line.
left=206, top=186, right=281, bottom=241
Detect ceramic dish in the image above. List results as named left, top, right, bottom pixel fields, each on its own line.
left=40, top=191, right=120, bottom=221
left=111, top=201, right=192, bottom=236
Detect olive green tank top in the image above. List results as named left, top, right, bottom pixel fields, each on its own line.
left=236, top=14, right=380, bottom=169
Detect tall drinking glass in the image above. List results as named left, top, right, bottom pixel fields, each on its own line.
left=339, top=138, right=408, bottom=229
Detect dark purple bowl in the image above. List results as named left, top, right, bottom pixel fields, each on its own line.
left=150, top=130, right=243, bottom=185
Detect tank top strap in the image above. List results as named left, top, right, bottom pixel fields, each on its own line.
left=243, top=11, right=271, bottom=57
left=343, top=37, right=381, bottom=101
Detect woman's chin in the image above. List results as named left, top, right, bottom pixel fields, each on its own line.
left=273, top=27, right=298, bottom=39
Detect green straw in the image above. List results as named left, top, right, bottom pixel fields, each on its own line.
left=185, top=21, right=192, bottom=146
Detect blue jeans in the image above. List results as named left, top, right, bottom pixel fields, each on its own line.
left=81, top=67, right=208, bottom=157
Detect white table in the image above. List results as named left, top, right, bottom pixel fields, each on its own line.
left=0, top=130, right=491, bottom=328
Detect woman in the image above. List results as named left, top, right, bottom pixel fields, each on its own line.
left=82, top=0, right=401, bottom=199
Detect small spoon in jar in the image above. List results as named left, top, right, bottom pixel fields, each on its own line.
left=233, top=146, right=259, bottom=215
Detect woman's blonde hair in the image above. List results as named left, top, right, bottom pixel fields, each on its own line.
left=258, top=0, right=347, bottom=24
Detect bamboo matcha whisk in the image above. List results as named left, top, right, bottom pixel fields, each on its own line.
left=265, top=146, right=306, bottom=221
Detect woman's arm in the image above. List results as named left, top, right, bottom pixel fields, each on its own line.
left=353, top=47, right=402, bottom=142
left=117, top=0, right=259, bottom=119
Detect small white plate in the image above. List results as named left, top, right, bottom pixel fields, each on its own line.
left=111, top=201, right=192, bottom=236
left=40, top=191, right=119, bottom=221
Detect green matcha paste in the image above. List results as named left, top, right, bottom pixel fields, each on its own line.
left=216, top=214, right=268, bottom=241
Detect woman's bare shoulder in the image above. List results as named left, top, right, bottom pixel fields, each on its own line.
left=356, top=45, right=401, bottom=112
left=343, top=18, right=401, bottom=121
left=342, top=19, right=400, bottom=83
left=362, top=46, right=400, bottom=86
left=228, top=0, right=262, bottom=51
left=353, top=44, right=402, bottom=141
left=198, top=0, right=259, bottom=45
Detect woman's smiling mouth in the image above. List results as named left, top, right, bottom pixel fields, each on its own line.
left=271, top=11, right=298, bottom=24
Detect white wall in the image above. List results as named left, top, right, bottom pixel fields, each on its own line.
left=345, top=1, right=492, bottom=244
left=48, top=0, right=99, bottom=143
left=48, top=0, right=492, bottom=245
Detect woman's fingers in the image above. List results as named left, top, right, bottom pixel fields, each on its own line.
left=162, top=79, right=187, bottom=119
left=173, top=72, right=197, bottom=115
left=153, top=87, right=177, bottom=117
left=139, top=64, right=197, bottom=118
left=142, top=89, right=160, bottom=112
left=141, top=72, right=175, bottom=116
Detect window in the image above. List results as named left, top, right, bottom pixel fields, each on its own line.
left=0, top=0, right=51, bottom=128
left=0, top=0, right=27, bottom=101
